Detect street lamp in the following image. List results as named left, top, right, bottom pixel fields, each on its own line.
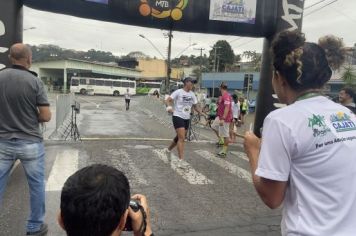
left=138, top=34, right=166, bottom=60
left=174, top=43, right=197, bottom=59
left=139, top=32, right=173, bottom=94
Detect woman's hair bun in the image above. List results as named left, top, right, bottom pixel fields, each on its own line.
left=273, top=30, right=306, bottom=55
left=318, top=35, right=346, bottom=70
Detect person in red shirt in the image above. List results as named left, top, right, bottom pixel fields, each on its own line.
left=211, top=82, right=233, bottom=157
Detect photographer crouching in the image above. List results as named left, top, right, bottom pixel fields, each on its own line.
left=58, top=164, right=153, bottom=236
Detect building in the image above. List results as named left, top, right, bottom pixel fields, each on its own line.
left=202, top=72, right=260, bottom=99
left=31, top=58, right=141, bottom=92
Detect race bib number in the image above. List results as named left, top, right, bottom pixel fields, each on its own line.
left=183, top=106, right=191, bottom=114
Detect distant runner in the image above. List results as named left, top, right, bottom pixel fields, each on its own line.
left=124, top=88, right=131, bottom=110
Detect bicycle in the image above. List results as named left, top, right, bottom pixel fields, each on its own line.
left=186, top=112, right=206, bottom=141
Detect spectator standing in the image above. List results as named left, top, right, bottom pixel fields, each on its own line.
left=244, top=30, right=356, bottom=235
left=0, top=43, right=51, bottom=235
left=339, top=87, right=356, bottom=113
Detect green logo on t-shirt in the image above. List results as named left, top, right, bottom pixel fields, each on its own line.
left=308, top=114, right=331, bottom=137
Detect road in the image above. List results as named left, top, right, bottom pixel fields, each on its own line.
left=0, top=95, right=281, bottom=236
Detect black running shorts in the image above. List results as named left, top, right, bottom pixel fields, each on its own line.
left=172, top=116, right=190, bottom=130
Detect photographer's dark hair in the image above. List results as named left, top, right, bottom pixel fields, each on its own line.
left=60, top=164, right=130, bottom=236
left=271, top=30, right=346, bottom=91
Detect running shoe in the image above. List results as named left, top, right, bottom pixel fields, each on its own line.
left=217, top=150, right=227, bottom=157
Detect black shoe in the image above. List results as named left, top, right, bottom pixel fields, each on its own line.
left=26, top=223, right=48, bottom=236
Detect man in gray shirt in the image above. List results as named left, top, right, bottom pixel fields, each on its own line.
left=0, top=43, right=51, bottom=236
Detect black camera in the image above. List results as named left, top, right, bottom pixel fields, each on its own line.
left=124, top=199, right=141, bottom=231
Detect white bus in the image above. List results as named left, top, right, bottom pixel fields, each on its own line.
left=136, top=81, right=162, bottom=95
left=70, top=77, right=136, bottom=96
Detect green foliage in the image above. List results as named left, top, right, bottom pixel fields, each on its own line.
left=30, top=45, right=118, bottom=63
left=242, top=51, right=262, bottom=71
left=341, top=65, right=356, bottom=88
left=209, top=40, right=235, bottom=72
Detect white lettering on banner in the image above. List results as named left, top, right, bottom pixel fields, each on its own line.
left=281, top=0, right=303, bottom=31
left=156, top=0, right=169, bottom=8
left=0, top=20, right=8, bottom=69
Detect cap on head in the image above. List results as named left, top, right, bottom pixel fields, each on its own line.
left=183, top=77, right=197, bottom=84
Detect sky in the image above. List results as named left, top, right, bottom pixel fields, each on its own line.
left=23, top=0, right=356, bottom=59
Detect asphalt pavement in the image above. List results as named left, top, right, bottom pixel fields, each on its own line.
left=0, top=95, right=281, bottom=236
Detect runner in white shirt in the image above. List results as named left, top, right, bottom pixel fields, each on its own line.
left=124, top=88, right=131, bottom=111
left=244, top=30, right=356, bottom=236
left=230, top=94, right=240, bottom=142
left=165, top=77, right=205, bottom=168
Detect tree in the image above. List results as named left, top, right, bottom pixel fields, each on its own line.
left=242, top=51, right=262, bottom=71
left=341, top=65, right=356, bottom=88
left=209, top=40, right=235, bottom=72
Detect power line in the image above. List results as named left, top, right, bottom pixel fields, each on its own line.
left=304, top=0, right=329, bottom=10
left=304, top=0, right=339, bottom=17
left=229, top=37, right=243, bottom=44
left=332, top=6, right=356, bottom=24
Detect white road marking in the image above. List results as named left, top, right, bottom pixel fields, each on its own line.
left=195, top=150, right=252, bottom=183
left=230, top=151, right=249, bottom=162
left=107, top=149, right=148, bottom=186
left=46, top=149, right=79, bottom=192
left=153, top=149, right=213, bottom=185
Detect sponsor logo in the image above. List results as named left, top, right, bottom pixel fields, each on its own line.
left=221, top=1, right=245, bottom=14
left=330, top=112, right=356, bottom=132
left=139, top=0, right=188, bottom=21
left=308, top=114, right=331, bottom=137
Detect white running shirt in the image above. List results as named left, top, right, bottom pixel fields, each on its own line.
left=232, top=101, right=240, bottom=119
left=124, top=92, right=130, bottom=100
left=256, top=96, right=356, bottom=236
left=170, top=89, right=198, bottom=120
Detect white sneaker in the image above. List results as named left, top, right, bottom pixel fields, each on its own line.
left=177, top=159, right=183, bottom=168
left=177, top=159, right=188, bottom=169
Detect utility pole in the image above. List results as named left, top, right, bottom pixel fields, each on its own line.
left=216, top=56, right=220, bottom=72
left=212, top=46, right=221, bottom=72
left=166, top=29, right=173, bottom=94
left=194, top=47, right=205, bottom=89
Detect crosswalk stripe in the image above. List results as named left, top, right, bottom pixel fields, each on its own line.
left=230, top=151, right=249, bottom=162
left=106, top=149, right=149, bottom=186
left=153, top=149, right=213, bottom=185
left=46, top=149, right=79, bottom=192
left=195, top=150, right=252, bottom=183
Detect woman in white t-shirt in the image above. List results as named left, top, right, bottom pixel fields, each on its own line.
left=165, top=77, right=205, bottom=168
left=244, top=30, right=356, bottom=235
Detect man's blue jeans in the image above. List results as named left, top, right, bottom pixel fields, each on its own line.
left=0, top=139, right=45, bottom=233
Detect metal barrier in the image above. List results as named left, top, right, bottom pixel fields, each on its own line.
left=55, top=93, right=74, bottom=130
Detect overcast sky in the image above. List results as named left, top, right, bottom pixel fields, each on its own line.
left=23, top=0, right=356, bottom=59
